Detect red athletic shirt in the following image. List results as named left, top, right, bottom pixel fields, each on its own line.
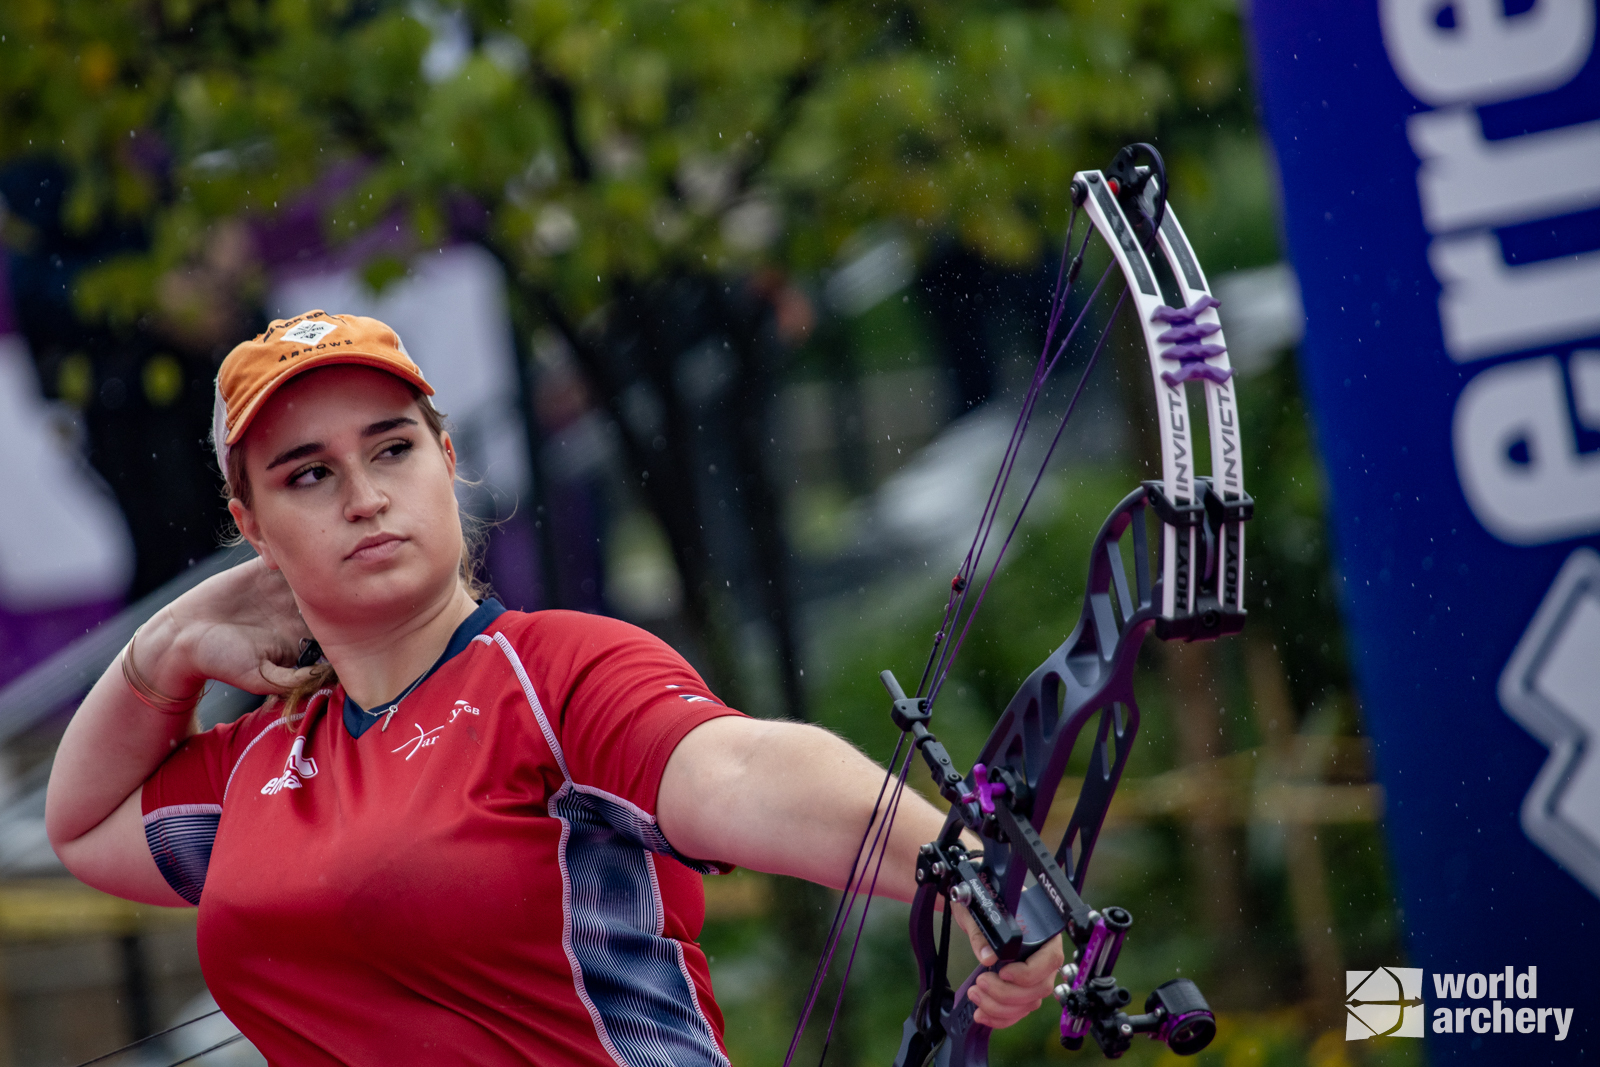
left=141, top=603, right=742, bottom=1066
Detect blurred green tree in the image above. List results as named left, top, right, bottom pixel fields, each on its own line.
left=1, top=0, right=1247, bottom=298
left=0, top=0, right=1256, bottom=721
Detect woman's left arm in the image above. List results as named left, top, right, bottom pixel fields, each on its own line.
left=656, top=715, right=1063, bottom=1029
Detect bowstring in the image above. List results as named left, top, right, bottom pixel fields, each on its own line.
left=928, top=168, right=1164, bottom=694
left=926, top=284, right=1129, bottom=706
left=914, top=212, right=1081, bottom=680
left=790, top=208, right=1089, bottom=1053
left=167, top=1035, right=247, bottom=1067
left=789, top=207, right=1125, bottom=1063
left=917, top=222, right=1102, bottom=700
left=914, top=215, right=1094, bottom=699
left=813, top=747, right=916, bottom=1066
left=68, top=1010, right=226, bottom=1067
left=921, top=256, right=1116, bottom=705
left=782, top=734, right=913, bottom=1067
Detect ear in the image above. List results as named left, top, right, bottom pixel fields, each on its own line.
left=439, top=430, right=458, bottom=481
left=228, top=498, right=279, bottom=571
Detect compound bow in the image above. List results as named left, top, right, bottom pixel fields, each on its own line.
left=788, top=143, right=1253, bottom=1067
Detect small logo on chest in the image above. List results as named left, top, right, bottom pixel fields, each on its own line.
left=392, top=723, right=447, bottom=760
left=262, top=736, right=318, bottom=795
left=388, top=699, right=483, bottom=760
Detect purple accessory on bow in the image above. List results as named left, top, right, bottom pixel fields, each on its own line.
left=964, top=763, right=1008, bottom=814
left=1152, top=296, right=1233, bottom=387
left=1150, top=295, right=1219, bottom=323
left=1161, top=359, right=1231, bottom=385
left=1156, top=322, right=1219, bottom=345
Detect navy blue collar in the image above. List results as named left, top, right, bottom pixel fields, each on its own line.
left=342, top=598, right=506, bottom=739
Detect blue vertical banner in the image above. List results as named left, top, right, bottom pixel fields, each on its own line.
left=1247, top=0, right=1599, bottom=1058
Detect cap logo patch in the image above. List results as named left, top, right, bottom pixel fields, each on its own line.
left=281, top=320, right=338, bottom=345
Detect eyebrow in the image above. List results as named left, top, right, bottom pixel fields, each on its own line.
left=264, top=416, right=421, bottom=471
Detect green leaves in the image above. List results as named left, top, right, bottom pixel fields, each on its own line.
left=1, top=0, right=1253, bottom=326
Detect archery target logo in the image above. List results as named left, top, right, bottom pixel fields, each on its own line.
left=1346, top=967, right=1424, bottom=1039
left=281, top=319, right=339, bottom=345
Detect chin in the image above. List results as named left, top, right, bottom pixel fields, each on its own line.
left=299, top=560, right=454, bottom=621
left=353, top=568, right=444, bottom=609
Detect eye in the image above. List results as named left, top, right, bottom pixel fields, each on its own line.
left=287, top=463, right=331, bottom=488
left=376, top=438, right=414, bottom=461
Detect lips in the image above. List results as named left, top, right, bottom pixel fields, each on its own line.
left=346, top=533, right=405, bottom=563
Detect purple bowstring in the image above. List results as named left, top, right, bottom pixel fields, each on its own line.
left=811, top=749, right=916, bottom=1064
left=790, top=212, right=1126, bottom=1066
left=782, top=733, right=910, bottom=1067
left=919, top=257, right=1116, bottom=702
left=926, top=286, right=1130, bottom=708
left=916, top=214, right=1093, bottom=696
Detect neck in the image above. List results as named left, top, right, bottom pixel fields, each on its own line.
left=306, top=583, right=481, bottom=710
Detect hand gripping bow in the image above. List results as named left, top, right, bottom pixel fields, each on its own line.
left=786, top=145, right=1253, bottom=1067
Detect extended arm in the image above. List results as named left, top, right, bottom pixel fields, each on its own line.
left=657, top=715, right=1063, bottom=1028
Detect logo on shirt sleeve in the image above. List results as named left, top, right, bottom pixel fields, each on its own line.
left=261, top=736, right=319, bottom=795
left=666, top=684, right=717, bottom=704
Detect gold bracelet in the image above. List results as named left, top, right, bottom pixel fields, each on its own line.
left=122, top=626, right=205, bottom=715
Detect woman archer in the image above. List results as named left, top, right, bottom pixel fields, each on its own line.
left=44, top=310, right=1062, bottom=1065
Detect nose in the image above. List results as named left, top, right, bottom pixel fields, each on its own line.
left=343, top=464, right=389, bottom=522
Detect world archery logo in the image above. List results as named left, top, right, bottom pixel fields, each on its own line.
left=1346, top=967, right=1424, bottom=1040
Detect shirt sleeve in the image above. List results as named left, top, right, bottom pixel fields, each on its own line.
left=519, top=612, right=745, bottom=868
left=539, top=612, right=744, bottom=804
left=139, top=709, right=266, bottom=904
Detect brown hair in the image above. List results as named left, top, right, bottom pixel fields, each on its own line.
left=224, top=385, right=491, bottom=718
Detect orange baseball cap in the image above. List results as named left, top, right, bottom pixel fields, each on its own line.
left=211, top=310, right=433, bottom=473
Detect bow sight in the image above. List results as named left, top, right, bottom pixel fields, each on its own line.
left=779, top=142, right=1254, bottom=1067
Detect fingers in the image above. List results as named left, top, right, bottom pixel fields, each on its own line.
left=951, top=900, right=1000, bottom=968
left=256, top=662, right=319, bottom=696
left=966, top=934, right=1067, bottom=1030
left=184, top=557, right=304, bottom=635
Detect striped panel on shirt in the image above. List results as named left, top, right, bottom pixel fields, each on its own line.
left=143, top=803, right=222, bottom=905
left=553, top=787, right=730, bottom=1067
left=490, top=631, right=728, bottom=1067
left=569, top=784, right=726, bottom=877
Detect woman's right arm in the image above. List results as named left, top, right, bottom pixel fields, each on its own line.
left=46, top=559, right=313, bottom=905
